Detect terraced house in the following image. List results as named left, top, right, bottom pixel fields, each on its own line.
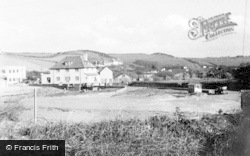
left=41, top=54, right=101, bottom=86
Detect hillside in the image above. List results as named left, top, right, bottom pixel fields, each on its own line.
left=2, top=50, right=117, bottom=71
left=0, top=54, right=54, bottom=71
left=189, top=56, right=250, bottom=67
left=2, top=50, right=250, bottom=72
left=109, top=53, right=200, bottom=69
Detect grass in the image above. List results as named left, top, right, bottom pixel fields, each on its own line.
left=0, top=108, right=248, bottom=156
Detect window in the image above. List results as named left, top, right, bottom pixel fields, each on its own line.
left=66, top=69, right=69, bottom=72
left=9, top=78, right=11, bottom=81
left=56, top=69, right=60, bottom=73
left=47, top=77, right=51, bottom=83
left=1, top=70, right=5, bottom=73
left=9, top=70, right=11, bottom=73
left=75, top=69, right=79, bottom=72
left=75, top=76, right=79, bottom=81
left=13, top=78, right=15, bottom=81
left=16, top=70, right=19, bottom=73
left=64, top=61, right=73, bottom=66
left=65, top=76, right=70, bottom=82
left=13, top=70, right=15, bottom=73
left=56, top=77, right=60, bottom=81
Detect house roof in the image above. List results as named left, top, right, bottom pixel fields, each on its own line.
left=114, top=72, right=138, bottom=79
left=97, top=67, right=105, bottom=72
left=85, top=73, right=99, bottom=76
left=97, top=67, right=113, bottom=73
left=50, top=56, right=96, bottom=69
left=114, top=73, right=130, bottom=79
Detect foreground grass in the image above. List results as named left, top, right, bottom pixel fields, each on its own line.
left=0, top=110, right=249, bottom=156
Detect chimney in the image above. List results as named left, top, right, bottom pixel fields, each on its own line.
left=82, top=54, right=88, bottom=61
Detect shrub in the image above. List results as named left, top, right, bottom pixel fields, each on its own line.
left=0, top=109, right=247, bottom=156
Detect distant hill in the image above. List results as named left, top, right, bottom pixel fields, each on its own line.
left=2, top=50, right=117, bottom=71
left=109, top=53, right=200, bottom=69
left=0, top=54, right=54, bottom=71
left=189, top=56, right=250, bottom=67
left=151, top=52, right=174, bottom=58
left=1, top=50, right=250, bottom=72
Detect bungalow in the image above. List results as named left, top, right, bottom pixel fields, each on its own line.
left=41, top=54, right=100, bottom=86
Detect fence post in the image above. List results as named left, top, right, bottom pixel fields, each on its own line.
left=34, top=88, right=37, bottom=123
left=241, top=90, right=250, bottom=116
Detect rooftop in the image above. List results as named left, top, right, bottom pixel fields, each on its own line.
left=50, top=56, right=96, bottom=69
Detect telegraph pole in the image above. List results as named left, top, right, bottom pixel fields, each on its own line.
left=34, top=88, right=37, bottom=123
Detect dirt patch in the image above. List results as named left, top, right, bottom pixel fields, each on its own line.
left=13, top=86, right=241, bottom=123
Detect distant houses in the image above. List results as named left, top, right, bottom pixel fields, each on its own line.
left=93, top=58, right=123, bottom=67
left=0, top=66, right=26, bottom=86
left=114, top=73, right=137, bottom=84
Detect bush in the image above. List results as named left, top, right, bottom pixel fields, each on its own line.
left=0, top=108, right=248, bottom=156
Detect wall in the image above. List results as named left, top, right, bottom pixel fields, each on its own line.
left=46, top=68, right=100, bottom=85
left=100, top=67, right=113, bottom=84
left=41, top=73, right=51, bottom=84
left=241, top=90, right=250, bottom=113
left=0, top=78, right=8, bottom=87
left=130, top=80, right=246, bottom=91
left=114, top=74, right=132, bottom=84
left=130, top=81, right=188, bottom=90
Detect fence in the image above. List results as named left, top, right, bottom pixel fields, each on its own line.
left=129, top=80, right=247, bottom=91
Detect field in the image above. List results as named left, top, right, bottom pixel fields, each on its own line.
left=1, top=86, right=249, bottom=155
left=1, top=86, right=241, bottom=123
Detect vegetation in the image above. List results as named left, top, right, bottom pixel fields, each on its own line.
left=134, top=60, right=159, bottom=70
left=232, top=65, right=250, bottom=89
left=1, top=108, right=249, bottom=156
left=206, top=67, right=234, bottom=79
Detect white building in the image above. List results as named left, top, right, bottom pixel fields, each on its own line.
left=94, top=58, right=123, bottom=67
left=188, top=83, right=202, bottom=94
left=97, top=67, right=113, bottom=85
left=41, top=55, right=101, bottom=86
left=0, top=66, right=26, bottom=85
left=111, top=58, right=123, bottom=65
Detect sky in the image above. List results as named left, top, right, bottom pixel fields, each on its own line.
left=0, top=0, right=249, bottom=57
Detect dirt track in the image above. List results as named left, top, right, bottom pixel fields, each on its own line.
left=1, top=86, right=241, bottom=123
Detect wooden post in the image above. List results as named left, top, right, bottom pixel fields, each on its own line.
left=241, top=90, right=250, bottom=116
left=34, top=88, right=37, bottom=123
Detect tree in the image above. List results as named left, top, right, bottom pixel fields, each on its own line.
left=233, top=65, right=250, bottom=88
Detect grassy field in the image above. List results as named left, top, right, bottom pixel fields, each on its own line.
left=0, top=86, right=249, bottom=155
